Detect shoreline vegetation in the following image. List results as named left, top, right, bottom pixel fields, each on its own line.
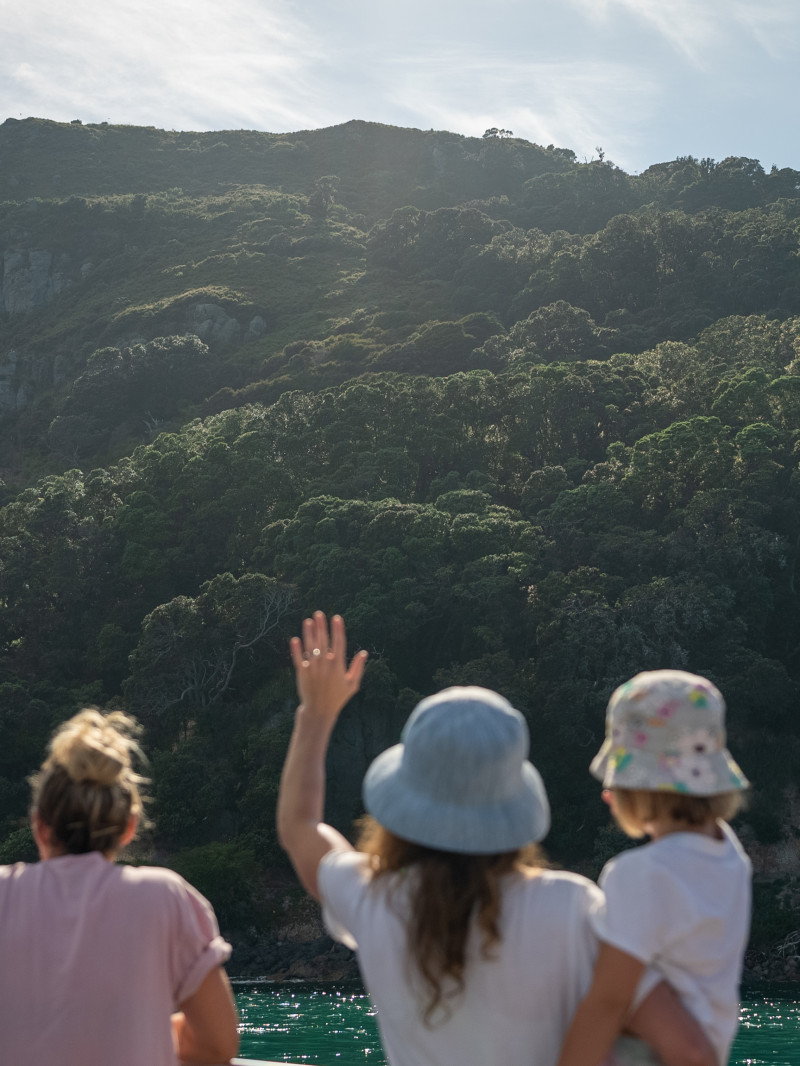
left=216, top=870, right=800, bottom=986
left=2, top=118, right=800, bottom=977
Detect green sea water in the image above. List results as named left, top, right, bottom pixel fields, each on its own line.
left=234, top=984, right=800, bottom=1065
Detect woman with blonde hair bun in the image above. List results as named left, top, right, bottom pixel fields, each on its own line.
left=0, top=708, right=239, bottom=1066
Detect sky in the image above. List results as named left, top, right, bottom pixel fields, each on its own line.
left=2, top=0, right=799, bottom=175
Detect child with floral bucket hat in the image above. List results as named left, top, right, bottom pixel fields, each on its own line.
left=558, top=670, right=751, bottom=1066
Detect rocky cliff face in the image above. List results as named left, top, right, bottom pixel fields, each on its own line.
left=0, top=287, right=268, bottom=417
left=1, top=248, right=73, bottom=316
left=0, top=347, right=64, bottom=415
left=229, top=905, right=358, bottom=981
left=0, top=243, right=76, bottom=414
left=185, top=303, right=269, bottom=350
left=0, top=350, right=21, bottom=413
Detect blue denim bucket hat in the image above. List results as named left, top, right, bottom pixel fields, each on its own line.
left=362, top=686, right=551, bottom=853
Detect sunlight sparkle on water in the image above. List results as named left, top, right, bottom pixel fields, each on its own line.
left=234, top=983, right=800, bottom=1066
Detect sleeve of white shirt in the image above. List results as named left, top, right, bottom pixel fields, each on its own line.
left=317, top=849, right=371, bottom=952
left=593, top=849, right=675, bottom=1010
left=594, top=849, right=670, bottom=962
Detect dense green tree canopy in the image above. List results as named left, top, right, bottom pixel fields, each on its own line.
left=2, top=120, right=800, bottom=936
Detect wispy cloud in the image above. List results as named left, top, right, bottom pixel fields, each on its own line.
left=384, top=54, right=658, bottom=169
left=568, top=0, right=724, bottom=66
left=567, top=0, right=800, bottom=68
left=0, top=0, right=334, bottom=130
left=729, top=0, right=800, bottom=61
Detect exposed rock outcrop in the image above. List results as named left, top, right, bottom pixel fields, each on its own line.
left=186, top=303, right=243, bottom=349
left=0, top=350, right=21, bottom=413
left=183, top=303, right=269, bottom=351
left=0, top=348, right=60, bottom=414
left=746, top=929, right=800, bottom=982
left=227, top=886, right=359, bottom=982
left=1, top=248, right=72, bottom=315
left=229, top=931, right=358, bottom=982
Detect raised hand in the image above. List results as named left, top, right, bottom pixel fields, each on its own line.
left=278, top=611, right=367, bottom=897
left=289, top=611, right=367, bottom=720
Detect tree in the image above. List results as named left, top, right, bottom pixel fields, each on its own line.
left=125, top=574, right=294, bottom=724
left=308, top=174, right=339, bottom=219
left=622, top=417, right=736, bottom=517
left=481, top=302, right=620, bottom=365
left=58, top=335, right=215, bottom=461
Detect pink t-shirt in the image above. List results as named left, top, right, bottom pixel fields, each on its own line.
left=0, top=852, right=232, bottom=1066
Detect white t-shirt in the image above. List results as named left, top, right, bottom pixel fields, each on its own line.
left=319, top=849, right=603, bottom=1066
left=593, top=821, right=752, bottom=1064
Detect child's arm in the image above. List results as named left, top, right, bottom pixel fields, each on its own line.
left=627, top=981, right=717, bottom=1066
left=557, top=942, right=644, bottom=1066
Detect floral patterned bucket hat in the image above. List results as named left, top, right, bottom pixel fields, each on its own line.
left=590, top=669, right=749, bottom=795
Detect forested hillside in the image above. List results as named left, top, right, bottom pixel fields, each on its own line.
left=2, top=117, right=800, bottom=950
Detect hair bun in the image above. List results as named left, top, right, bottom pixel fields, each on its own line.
left=32, top=708, right=148, bottom=856
left=48, top=709, right=139, bottom=787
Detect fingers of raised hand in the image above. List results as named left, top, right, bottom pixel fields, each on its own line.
left=291, top=612, right=367, bottom=699
left=346, top=648, right=369, bottom=689
left=297, top=612, right=329, bottom=660
left=289, top=635, right=305, bottom=670
left=330, top=613, right=348, bottom=662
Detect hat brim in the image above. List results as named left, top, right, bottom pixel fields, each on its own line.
left=590, top=739, right=750, bottom=795
left=363, top=743, right=551, bottom=853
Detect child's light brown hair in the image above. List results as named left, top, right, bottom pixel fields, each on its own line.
left=610, top=787, right=745, bottom=838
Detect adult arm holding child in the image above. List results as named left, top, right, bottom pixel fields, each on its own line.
left=556, top=945, right=716, bottom=1066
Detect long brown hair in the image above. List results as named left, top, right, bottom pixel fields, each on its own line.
left=356, top=815, right=545, bottom=1023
